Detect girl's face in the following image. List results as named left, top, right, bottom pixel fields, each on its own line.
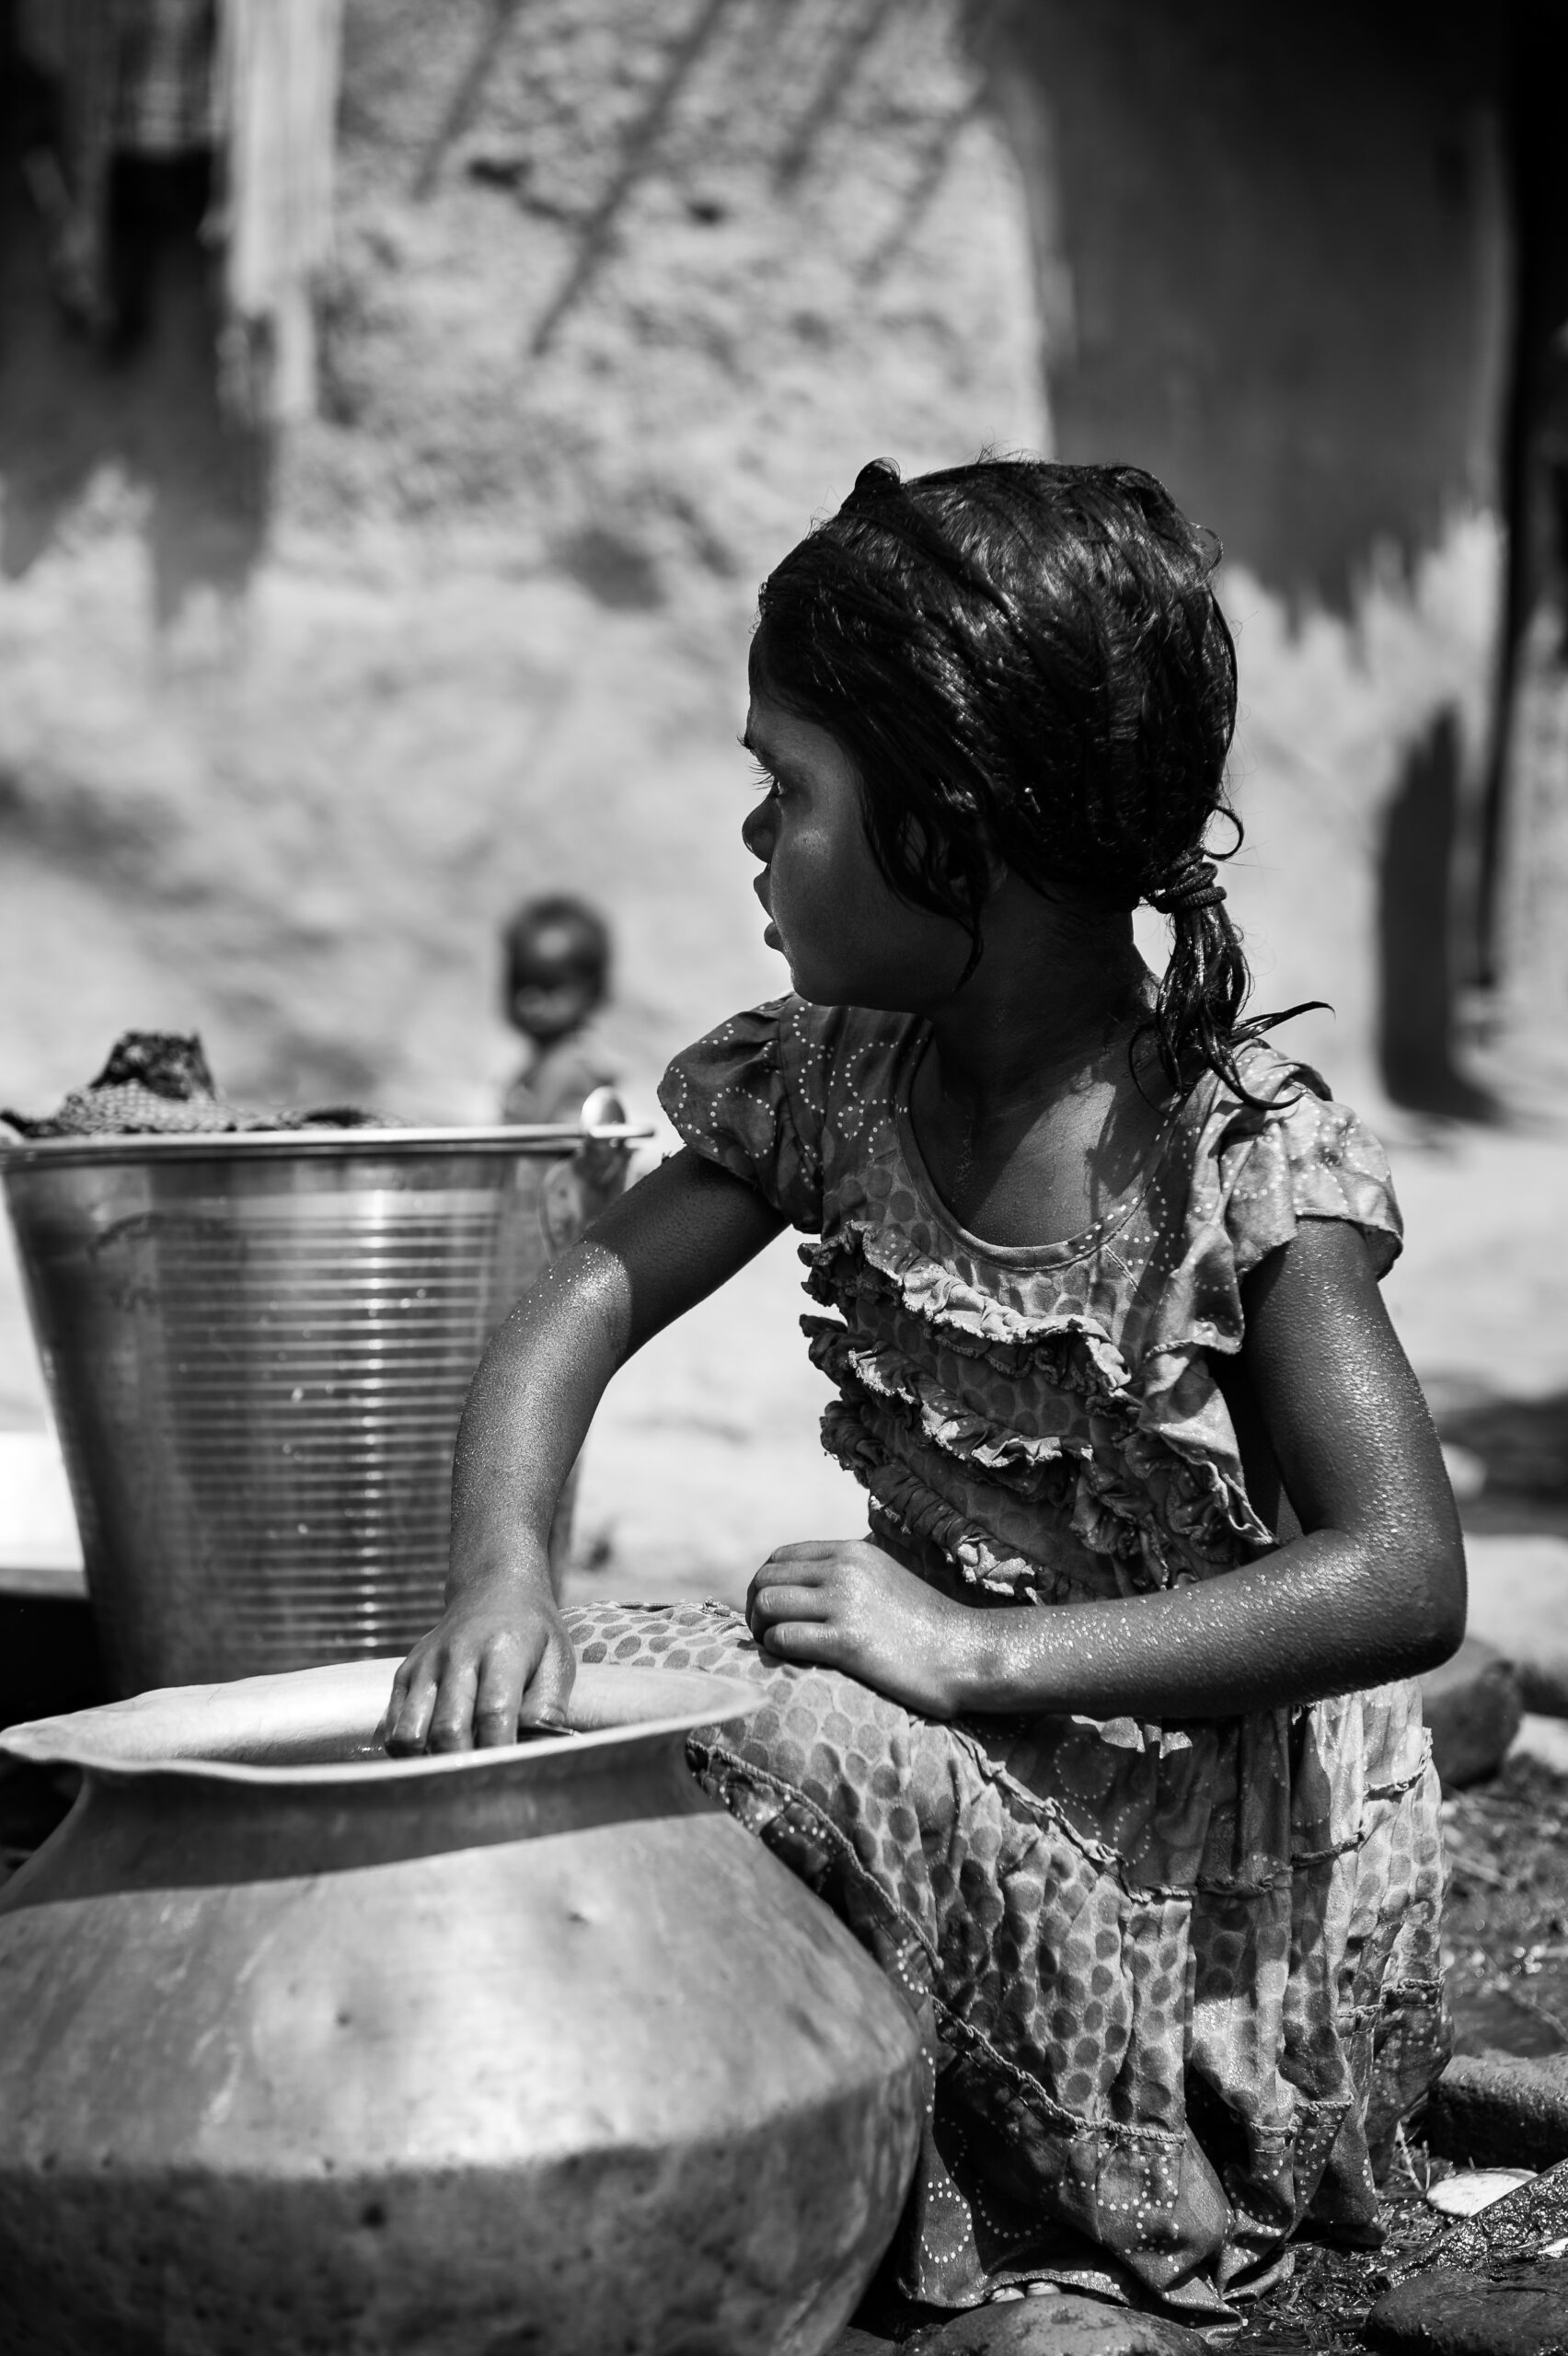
left=741, top=695, right=975, bottom=1011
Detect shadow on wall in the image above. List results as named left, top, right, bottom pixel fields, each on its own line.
left=1378, top=709, right=1496, bottom=1120
left=0, top=58, right=267, bottom=625
left=402, top=0, right=961, bottom=352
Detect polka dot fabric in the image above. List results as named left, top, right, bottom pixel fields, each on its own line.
left=568, top=1601, right=1446, bottom=2327
left=650, top=1001, right=1447, bottom=2326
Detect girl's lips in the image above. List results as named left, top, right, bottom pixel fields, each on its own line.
left=763, top=919, right=781, bottom=950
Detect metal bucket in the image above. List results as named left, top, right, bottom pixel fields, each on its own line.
left=0, top=1121, right=640, bottom=1694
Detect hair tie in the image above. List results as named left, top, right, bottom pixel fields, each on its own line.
left=1147, top=855, right=1225, bottom=917
left=841, top=456, right=903, bottom=513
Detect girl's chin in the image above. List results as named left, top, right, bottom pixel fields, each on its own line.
left=768, top=930, right=917, bottom=1009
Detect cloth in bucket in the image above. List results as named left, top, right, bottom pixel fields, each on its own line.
left=1, top=1032, right=393, bottom=1138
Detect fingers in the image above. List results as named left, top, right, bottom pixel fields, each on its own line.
left=382, top=1634, right=486, bottom=1754
left=426, top=1651, right=481, bottom=1752
left=385, top=1620, right=579, bottom=1753
left=757, top=1618, right=843, bottom=1666
left=382, top=1646, right=441, bottom=1754
left=517, top=1627, right=578, bottom=1732
left=472, top=1636, right=529, bottom=1750
left=750, top=1581, right=833, bottom=1627
left=377, top=1656, right=413, bottom=1744
left=746, top=1541, right=846, bottom=1633
left=759, top=1541, right=839, bottom=1570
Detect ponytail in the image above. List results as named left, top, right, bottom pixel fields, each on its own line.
left=1142, top=850, right=1324, bottom=1103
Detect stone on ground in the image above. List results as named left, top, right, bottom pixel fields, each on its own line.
left=898, top=2294, right=1206, bottom=2354
left=1426, top=2054, right=1568, bottom=2169
left=1465, top=1536, right=1568, bottom=1720
left=1426, top=2165, right=1537, bottom=2217
left=1365, top=2259, right=1568, bottom=2353
left=1420, top=1634, right=1524, bottom=1786
left=1515, top=1715, right=1568, bottom=1776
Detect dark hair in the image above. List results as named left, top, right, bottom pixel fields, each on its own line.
left=752, top=455, right=1295, bottom=1100
left=502, top=894, right=611, bottom=1004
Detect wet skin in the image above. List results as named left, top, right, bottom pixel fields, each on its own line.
left=384, top=699, right=1464, bottom=1752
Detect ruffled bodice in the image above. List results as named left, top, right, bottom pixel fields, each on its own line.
left=659, top=999, right=1401, bottom=1606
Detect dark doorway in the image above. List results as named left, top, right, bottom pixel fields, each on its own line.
left=0, top=16, right=268, bottom=623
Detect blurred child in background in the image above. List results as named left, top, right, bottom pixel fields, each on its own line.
left=500, top=895, right=618, bottom=1126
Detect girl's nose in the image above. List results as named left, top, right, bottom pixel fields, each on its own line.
left=741, top=797, right=775, bottom=862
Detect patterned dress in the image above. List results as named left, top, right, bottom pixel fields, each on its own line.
left=568, top=998, right=1448, bottom=2330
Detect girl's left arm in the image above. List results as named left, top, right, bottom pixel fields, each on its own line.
left=749, top=1218, right=1466, bottom=1719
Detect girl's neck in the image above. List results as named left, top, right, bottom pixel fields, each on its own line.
left=922, top=882, right=1154, bottom=1121
left=906, top=884, right=1169, bottom=1249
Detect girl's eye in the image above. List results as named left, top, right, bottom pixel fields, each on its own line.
left=748, top=760, right=787, bottom=801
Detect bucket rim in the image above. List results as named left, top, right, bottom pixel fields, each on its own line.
left=0, top=1122, right=652, bottom=1172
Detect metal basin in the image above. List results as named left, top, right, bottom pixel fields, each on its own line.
left=0, top=1123, right=638, bottom=1692
left=0, top=1659, right=925, bottom=2356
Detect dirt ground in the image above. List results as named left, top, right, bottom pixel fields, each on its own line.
left=1209, top=1753, right=1568, bottom=2353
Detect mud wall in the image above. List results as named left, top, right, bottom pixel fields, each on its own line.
left=0, top=0, right=1528, bottom=1128
left=987, top=0, right=1510, bottom=1109
left=0, top=0, right=1044, bottom=1121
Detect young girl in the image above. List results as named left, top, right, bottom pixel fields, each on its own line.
left=386, top=459, right=1463, bottom=2331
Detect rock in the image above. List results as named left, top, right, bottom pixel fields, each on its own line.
left=1515, top=1715, right=1568, bottom=1777
left=1382, top=2150, right=1568, bottom=2350
left=1466, top=1536, right=1568, bottom=1721
left=1426, top=2054, right=1568, bottom=2169
left=1426, top=2166, right=1537, bottom=2217
left=824, top=2333, right=894, bottom=2356
left=902, top=2294, right=1207, bottom=2355
left=1421, top=1635, right=1524, bottom=1786
left=1365, top=2260, right=1568, bottom=2353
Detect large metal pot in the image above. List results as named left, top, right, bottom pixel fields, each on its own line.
left=0, top=1659, right=925, bottom=2356
left=0, top=1121, right=638, bottom=1693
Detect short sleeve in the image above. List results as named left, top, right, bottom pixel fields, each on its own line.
left=1215, top=1071, right=1402, bottom=1281
left=1137, top=1055, right=1404, bottom=1372
left=658, top=999, right=824, bottom=1229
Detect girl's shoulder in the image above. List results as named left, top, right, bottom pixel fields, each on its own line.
left=661, top=994, right=905, bottom=1114
left=1173, top=1036, right=1402, bottom=1281
left=658, top=997, right=905, bottom=1230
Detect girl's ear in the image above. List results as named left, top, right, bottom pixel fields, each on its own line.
left=942, top=827, right=1005, bottom=906
left=934, top=834, right=1003, bottom=928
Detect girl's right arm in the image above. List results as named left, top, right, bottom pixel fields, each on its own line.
left=382, top=1149, right=785, bottom=1752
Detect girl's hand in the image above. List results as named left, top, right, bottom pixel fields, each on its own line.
left=381, top=1577, right=576, bottom=1753
left=746, top=1538, right=978, bottom=1719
